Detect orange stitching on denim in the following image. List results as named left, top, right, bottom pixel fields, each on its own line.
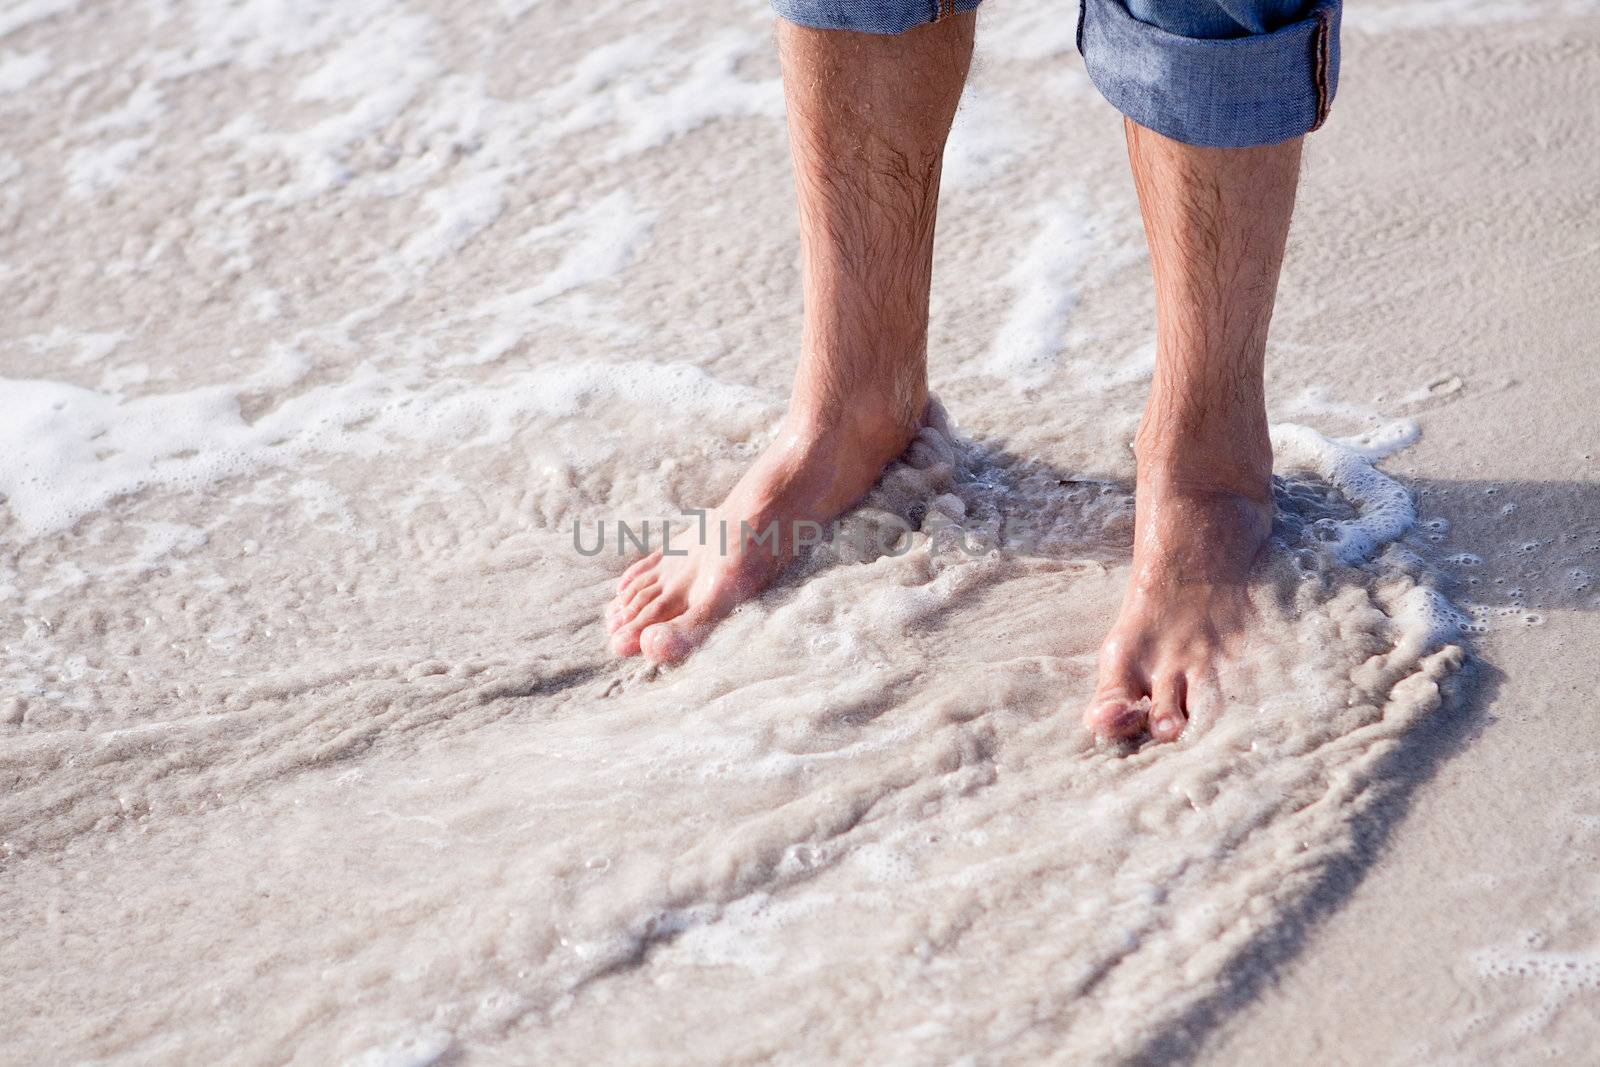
left=1310, top=9, right=1331, bottom=131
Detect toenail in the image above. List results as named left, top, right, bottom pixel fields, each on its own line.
left=1105, top=706, right=1142, bottom=732
left=1153, top=716, right=1182, bottom=740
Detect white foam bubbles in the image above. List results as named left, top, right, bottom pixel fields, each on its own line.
left=1475, top=948, right=1600, bottom=991
left=397, top=171, right=508, bottom=270
left=512, top=189, right=655, bottom=306
left=1342, top=418, right=1422, bottom=462
left=346, top=1029, right=455, bottom=1067
left=0, top=357, right=773, bottom=537
left=0, top=372, right=371, bottom=535
left=981, top=201, right=1142, bottom=387
left=1391, top=584, right=1469, bottom=647
left=0, top=49, right=49, bottom=92
left=943, top=85, right=1039, bottom=190
left=595, top=29, right=782, bottom=159
left=979, top=1, right=1083, bottom=59
left=1272, top=423, right=1418, bottom=563
left=64, top=134, right=155, bottom=198
left=0, top=0, right=77, bottom=41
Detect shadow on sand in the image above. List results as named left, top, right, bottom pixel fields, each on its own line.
left=1132, top=657, right=1503, bottom=1065
left=912, top=445, right=1582, bottom=1062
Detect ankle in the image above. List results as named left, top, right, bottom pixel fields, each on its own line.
left=786, top=383, right=926, bottom=462
left=1133, top=428, right=1273, bottom=506
left=784, top=405, right=920, bottom=467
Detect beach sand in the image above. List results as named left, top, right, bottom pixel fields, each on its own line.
left=1, top=1, right=1596, bottom=1063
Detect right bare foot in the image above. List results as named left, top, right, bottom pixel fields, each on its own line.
left=608, top=10, right=975, bottom=664
left=605, top=407, right=917, bottom=664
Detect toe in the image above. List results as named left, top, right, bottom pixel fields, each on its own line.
left=639, top=614, right=712, bottom=665
left=605, top=580, right=653, bottom=633
left=617, top=551, right=662, bottom=595
left=610, top=594, right=683, bottom=657
left=614, top=578, right=660, bottom=627
left=1083, top=643, right=1148, bottom=740
left=1149, top=674, right=1189, bottom=743
left=1084, top=674, right=1149, bottom=739
left=1085, top=695, right=1148, bottom=740
left=608, top=560, right=666, bottom=633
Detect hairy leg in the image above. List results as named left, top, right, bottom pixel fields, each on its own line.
left=1083, top=119, right=1302, bottom=742
left=607, top=14, right=975, bottom=663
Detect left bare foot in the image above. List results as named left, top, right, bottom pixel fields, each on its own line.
left=1079, top=120, right=1300, bottom=743
left=1081, top=459, right=1272, bottom=744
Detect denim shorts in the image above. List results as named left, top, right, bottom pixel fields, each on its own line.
left=769, top=0, right=1341, bottom=149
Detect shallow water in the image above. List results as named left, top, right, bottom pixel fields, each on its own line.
left=0, top=1, right=1522, bottom=1063
left=1, top=399, right=1465, bottom=1065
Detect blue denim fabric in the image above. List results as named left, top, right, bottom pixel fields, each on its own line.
left=1084, top=0, right=1340, bottom=147
left=770, top=0, right=981, bottom=35
left=769, top=0, right=1341, bottom=148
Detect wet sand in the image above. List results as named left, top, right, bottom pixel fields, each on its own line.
left=1, top=1, right=1597, bottom=1063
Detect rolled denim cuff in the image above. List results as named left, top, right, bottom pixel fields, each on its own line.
left=770, top=0, right=981, bottom=35
left=1078, top=0, right=1341, bottom=148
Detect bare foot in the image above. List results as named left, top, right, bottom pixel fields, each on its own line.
left=1086, top=118, right=1303, bottom=743
left=1082, top=466, right=1273, bottom=744
left=605, top=410, right=915, bottom=664
left=605, top=0, right=974, bottom=665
